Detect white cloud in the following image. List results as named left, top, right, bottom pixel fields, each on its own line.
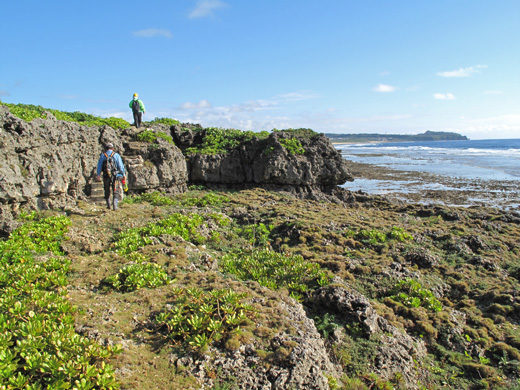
left=437, top=65, right=487, bottom=78
left=440, top=115, right=520, bottom=139
left=189, top=0, right=228, bottom=19
left=0, top=90, right=10, bottom=97
left=133, top=28, right=173, bottom=39
left=180, top=99, right=212, bottom=110
left=373, top=84, right=396, bottom=93
left=433, top=93, right=456, bottom=100
left=173, top=92, right=319, bottom=130
left=484, top=90, right=503, bottom=95
left=278, top=91, right=319, bottom=101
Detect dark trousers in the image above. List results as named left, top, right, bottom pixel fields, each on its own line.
left=103, top=175, right=114, bottom=201
left=133, top=111, right=142, bottom=128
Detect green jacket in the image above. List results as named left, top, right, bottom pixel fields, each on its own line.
left=129, top=98, right=145, bottom=113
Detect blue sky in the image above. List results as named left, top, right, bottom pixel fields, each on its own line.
left=2, top=1, right=519, bottom=139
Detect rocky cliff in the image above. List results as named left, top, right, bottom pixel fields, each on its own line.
left=0, top=105, right=352, bottom=234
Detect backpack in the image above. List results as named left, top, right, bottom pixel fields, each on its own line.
left=102, top=152, right=119, bottom=178
left=132, top=99, right=140, bottom=113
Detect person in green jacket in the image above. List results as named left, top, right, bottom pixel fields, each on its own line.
left=129, top=93, right=145, bottom=128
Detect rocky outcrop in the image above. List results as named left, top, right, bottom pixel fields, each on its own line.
left=0, top=106, right=187, bottom=233
left=0, top=105, right=352, bottom=234
left=180, top=129, right=353, bottom=188
left=311, top=284, right=427, bottom=389
left=174, top=297, right=338, bottom=390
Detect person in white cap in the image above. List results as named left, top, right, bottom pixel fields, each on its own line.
left=96, top=143, right=126, bottom=210
left=129, top=93, right=145, bottom=128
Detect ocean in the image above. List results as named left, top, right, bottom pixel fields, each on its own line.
left=334, top=138, right=520, bottom=208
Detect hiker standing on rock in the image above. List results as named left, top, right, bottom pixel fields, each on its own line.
left=129, top=93, right=145, bottom=129
left=96, top=143, right=126, bottom=210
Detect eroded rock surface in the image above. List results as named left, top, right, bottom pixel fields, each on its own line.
left=312, top=284, right=427, bottom=389
left=173, top=297, right=338, bottom=390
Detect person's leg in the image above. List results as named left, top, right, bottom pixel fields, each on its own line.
left=133, top=111, right=139, bottom=128
left=111, top=177, right=116, bottom=210
left=137, top=111, right=142, bottom=128
left=103, top=176, right=111, bottom=209
left=113, top=179, right=122, bottom=210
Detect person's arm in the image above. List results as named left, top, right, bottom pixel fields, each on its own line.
left=96, top=155, right=105, bottom=180
left=129, top=101, right=133, bottom=109
left=140, top=100, right=146, bottom=114
left=115, top=154, right=126, bottom=176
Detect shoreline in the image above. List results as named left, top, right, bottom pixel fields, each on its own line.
left=342, top=159, right=520, bottom=210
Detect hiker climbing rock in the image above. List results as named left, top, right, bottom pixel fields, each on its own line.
left=96, top=143, right=126, bottom=210
left=129, top=93, right=145, bottom=129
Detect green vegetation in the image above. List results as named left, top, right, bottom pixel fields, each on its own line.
left=155, top=287, right=256, bottom=353
left=0, top=102, right=130, bottom=129
left=122, top=191, right=177, bottom=206
left=112, top=212, right=207, bottom=254
left=273, top=128, right=318, bottom=139
left=0, top=212, right=120, bottom=389
left=103, top=253, right=171, bottom=292
left=122, top=190, right=230, bottom=208
left=185, top=127, right=269, bottom=155
left=147, top=117, right=181, bottom=126
left=279, top=138, right=305, bottom=155
left=136, top=129, right=173, bottom=144
left=220, top=248, right=330, bottom=300
left=390, top=278, right=443, bottom=312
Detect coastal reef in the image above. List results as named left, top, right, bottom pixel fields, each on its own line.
left=1, top=103, right=519, bottom=390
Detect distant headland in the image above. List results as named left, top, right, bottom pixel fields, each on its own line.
left=325, top=130, right=468, bottom=143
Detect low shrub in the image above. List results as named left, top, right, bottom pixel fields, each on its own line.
left=180, top=192, right=230, bottom=207
left=1, top=102, right=130, bottom=129
left=185, top=127, right=269, bottom=155
left=219, top=248, right=330, bottom=300
left=112, top=213, right=205, bottom=254
left=148, top=117, right=181, bottom=126
left=279, top=138, right=305, bottom=155
left=136, top=129, right=173, bottom=144
left=0, top=213, right=120, bottom=389
left=390, top=279, right=442, bottom=312
left=122, top=191, right=176, bottom=206
left=103, top=254, right=171, bottom=292
left=155, top=287, right=256, bottom=353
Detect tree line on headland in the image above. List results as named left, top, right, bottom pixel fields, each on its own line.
left=325, top=130, right=468, bottom=143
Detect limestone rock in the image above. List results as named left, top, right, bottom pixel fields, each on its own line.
left=311, top=285, right=427, bottom=389
left=183, top=130, right=353, bottom=188
left=174, top=297, right=338, bottom=390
